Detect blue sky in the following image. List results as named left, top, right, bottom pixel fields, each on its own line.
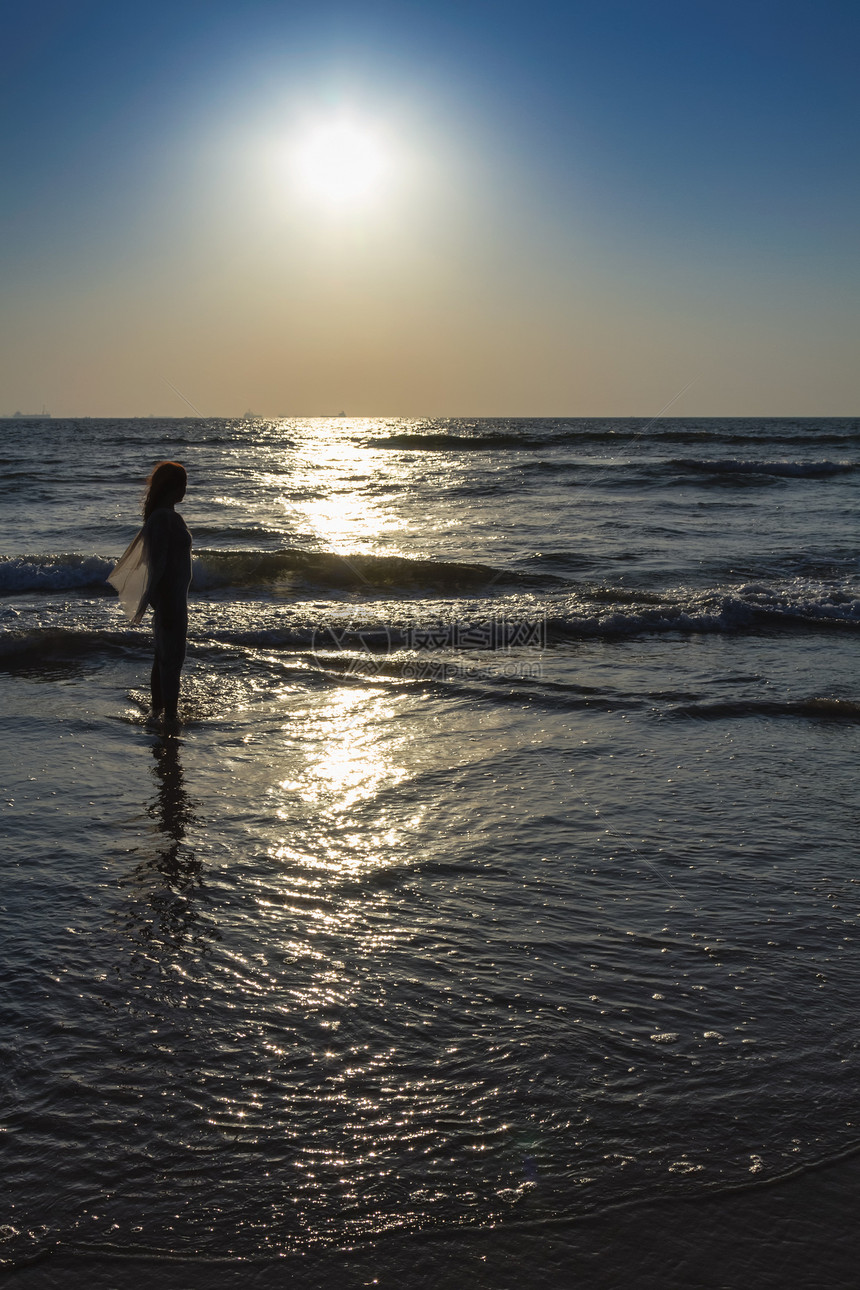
left=2, top=0, right=858, bottom=415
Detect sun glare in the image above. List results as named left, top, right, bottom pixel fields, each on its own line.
left=292, top=118, right=389, bottom=210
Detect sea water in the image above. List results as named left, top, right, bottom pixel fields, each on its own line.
left=2, top=416, right=860, bottom=1287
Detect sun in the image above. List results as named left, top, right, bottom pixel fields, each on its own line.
left=292, top=118, right=389, bottom=210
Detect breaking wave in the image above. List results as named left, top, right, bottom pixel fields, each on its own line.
left=0, top=549, right=566, bottom=598
left=4, top=580, right=858, bottom=672
left=0, top=553, right=113, bottom=594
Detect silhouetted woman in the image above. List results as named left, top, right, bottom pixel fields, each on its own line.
left=109, top=461, right=192, bottom=723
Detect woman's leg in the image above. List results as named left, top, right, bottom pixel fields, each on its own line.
left=152, top=606, right=187, bottom=721
left=160, top=650, right=182, bottom=721
left=151, top=659, right=164, bottom=713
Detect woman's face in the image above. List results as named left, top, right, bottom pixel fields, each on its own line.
left=162, top=475, right=186, bottom=504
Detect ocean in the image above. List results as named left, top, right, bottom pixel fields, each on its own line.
left=2, top=415, right=860, bottom=1287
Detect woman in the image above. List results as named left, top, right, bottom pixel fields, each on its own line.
left=109, top=461, right=192, bottom=722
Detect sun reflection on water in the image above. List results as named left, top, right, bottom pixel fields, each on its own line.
left=287, top=419, right=409, bottom=554
left=270, top=685, right=416, bottom=882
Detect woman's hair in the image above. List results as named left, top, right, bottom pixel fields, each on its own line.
left=143, top=461, right=187, bottom=519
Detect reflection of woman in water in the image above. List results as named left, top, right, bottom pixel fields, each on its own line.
left=109, top=461, right=192, bottom=723
left=119, top=734, right=216, bottom=957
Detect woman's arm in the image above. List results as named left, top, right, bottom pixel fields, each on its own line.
left=143, top=509, right=173, bottom=608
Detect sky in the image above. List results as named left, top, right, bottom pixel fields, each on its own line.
left=1, top=0, right=858, bottom=417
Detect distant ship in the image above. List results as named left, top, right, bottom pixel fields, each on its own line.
left=2, top=408, right=51, bottom=420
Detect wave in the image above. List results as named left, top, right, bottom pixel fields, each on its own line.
left=0, top=625, right=142, bottom=663
left=0, top=553, right=113, bottom=594
left=670, top=697, right=860, bottom=723
left=192, top=549, right=565, bottom=593
left=545, top=587, right=860, bottom=637
left=371, top=431, right=542, bottom=451
left=170, top=584, right=860, bottom=643
left=3, top=553, right=858, bottom=636
left=369, top=424, right=860, bottom=453
left=369, top=433, right=856, bottom=485
left=706, top=550, right=860, bottom=582
left=669, top=459, right=855, bottom=479
left=0, top=549, right=566, bottom=598
left=3, top=582, right=860, bottom=672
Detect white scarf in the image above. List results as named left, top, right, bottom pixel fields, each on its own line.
left=107, top=528, right=152, bottom=624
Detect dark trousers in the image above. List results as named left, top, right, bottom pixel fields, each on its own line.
left=151, top=603, right=187, bottom=719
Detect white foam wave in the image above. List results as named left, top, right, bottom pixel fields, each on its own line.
left=0, top=554, right=113, bottom=595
